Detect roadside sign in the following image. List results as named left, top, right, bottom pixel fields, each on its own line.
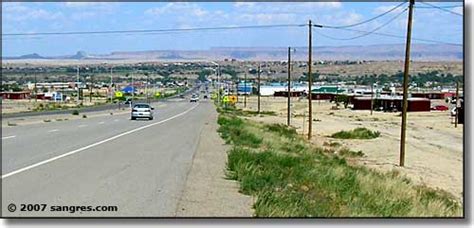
left=114, top=91, right=123, bottom=98
left=222, top=95, right=230, bottom=103
left=155, top=92, right=161, bottom=98
left=229, top=95, right=237, bottom=104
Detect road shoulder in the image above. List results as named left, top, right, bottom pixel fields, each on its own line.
left=176, top=107, right=254, bottom=217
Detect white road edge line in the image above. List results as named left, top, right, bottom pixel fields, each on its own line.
left=47, top=129, right=59, bottom=133
left=2, top=136, right=16, bottom=140
left=2, top=104, right=199, bottom=179
left=98, top=122, right=105, bottom=124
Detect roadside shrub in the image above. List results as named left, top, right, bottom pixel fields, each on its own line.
left=338, top=148, right=365, bottom=157
left=72, top=110, right=79, bottom=115
left=265, top=123, right=297, bottom=139
left=331, top=128, right=380, bottom=139
left=218, top=115, right=262, bottom=148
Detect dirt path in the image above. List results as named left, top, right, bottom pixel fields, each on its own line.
left=176, top=107, right=254, bottom=217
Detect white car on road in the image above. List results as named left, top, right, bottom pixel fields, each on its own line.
left=131, top=103, right=154, bottom=120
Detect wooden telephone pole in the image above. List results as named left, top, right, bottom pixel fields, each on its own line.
left=399, top=0, right=415, bottom=167
left=307, top=20, right=313, bottom=140
left=257, top=64, right=261, bottom=113
left=287, top=47, right=292, bottom=126
left=370, top=84, right=374, bottom=115
left=34, top=74, right=37, bottom=103
left=455, top=81, right=459, bottom=128
left=244, top=73, right=247, bottom=108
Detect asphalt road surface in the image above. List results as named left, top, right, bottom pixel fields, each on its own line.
left=2, top=98, right=213, bottom=217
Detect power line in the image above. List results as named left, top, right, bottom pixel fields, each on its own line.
left=315, top=7, right=408, bottom=41
left=419, top=2, right=463, bottom=16
left=315, top=26, right=462, bottom=46
left=415, top=5, right=463, bottom=9
left=322, top=1, right=407, bottom=29
left=2, top=24, right=305, bottom=37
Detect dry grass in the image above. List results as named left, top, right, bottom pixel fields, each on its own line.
left=218, top=108, right=462, bottom=217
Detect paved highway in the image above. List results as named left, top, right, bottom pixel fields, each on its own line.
left=2, top=98, right=213, bottom=217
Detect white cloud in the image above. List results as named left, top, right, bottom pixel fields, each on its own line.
left=144, top=2, right=349, bottom=28
left=233, top=2, right=256, bottom=8
left=63, top=2, right=109, bottom=8
left=373, top=4, right=406, bottom=14
left=340, top=12, right=363, bottom=26
left=145, top=2, right=221, bottom=24
left=452, top=6, right=463, bottom=15
left=3, top=3, right=63, bottom=22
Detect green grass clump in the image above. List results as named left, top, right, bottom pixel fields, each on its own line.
left=265, top=123, right=297, bottom=139
left=338, top=148, right=365, bottom=157
left=323, top=141, right=342, bottom=148
left=218, top=115, right=262, bottom=148
left=218, top=107, right=276, bottom=117
left=218, top=108, right=462, bottom=217
left=331, top=128, right=380, bottom=139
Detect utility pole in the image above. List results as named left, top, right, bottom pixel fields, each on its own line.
left=217, top=65, right=220, bottom=105
left=455, top=81, right=459, bottom=128
left=110, top=66, right=113, bottom=103
left=34, top=73, right=37, bottom=103
left=244, top=73, right=247, bottom=108
left=307, top=19, right=313, bottom=140
left=131, top=73, right=134, bottom=102
left=76, top=66, right=80, bottom=105
left=370, top=83, right=374, bottom=115
left=146, top=73, right=150, bottom=104
left=89, top=75, right=93, bottom=103
left=287, top=47, right=292, bottom=126
left=257, top=64, right=261, bottom=113
left=399, top=0, right=415, bottom=167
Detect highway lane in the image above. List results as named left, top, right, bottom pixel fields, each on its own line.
left=2, top=100, right=184, bottom=175
left=2, top=99, right=213, bottom=217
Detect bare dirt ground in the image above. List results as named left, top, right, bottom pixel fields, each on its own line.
left=236, top=96, right=463, bottom=201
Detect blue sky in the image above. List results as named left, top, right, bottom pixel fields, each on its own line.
left=2, top=2, right=463, bottom=56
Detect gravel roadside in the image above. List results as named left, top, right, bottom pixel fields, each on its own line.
left=176, top=107, right=254, bottom=217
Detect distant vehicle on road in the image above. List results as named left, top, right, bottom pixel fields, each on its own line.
left=431, top=105, right=449, bottom=111
left=203, top=94, right=208, bottom=99
left=179, top=94, right=185, bottom=99
left=131, top=103, right=154, bottom=120
left=190, top=94, right=199, bottom=102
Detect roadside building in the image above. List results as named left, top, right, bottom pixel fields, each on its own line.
left=353, top=96, right=431, bottom=112
left=0, top=91, right=30, bottom=99
left=411, top=92, right=445, bottom=99
left=310, top=85, right=346, bottom=100
left=237, top=82, right=253, bottom=95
